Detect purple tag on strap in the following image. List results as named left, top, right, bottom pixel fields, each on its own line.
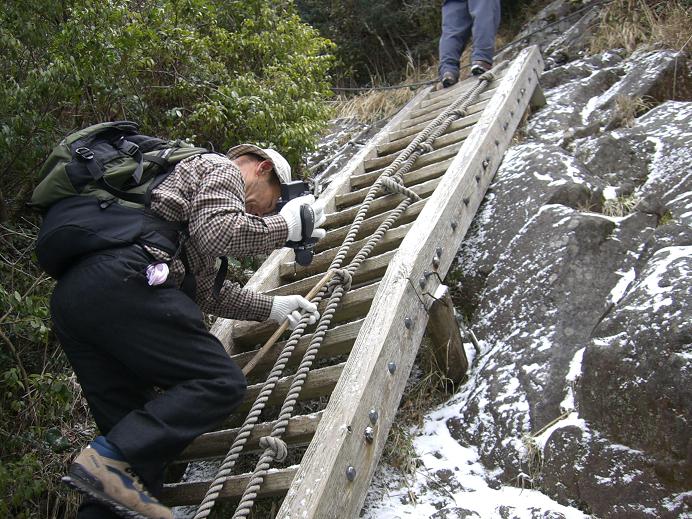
left=146, top=263, right=169, bottom=286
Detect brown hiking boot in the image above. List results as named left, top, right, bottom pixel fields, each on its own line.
left=62, top=446, right=172, bottom=519
left=471, top=60, right=492, bottom=76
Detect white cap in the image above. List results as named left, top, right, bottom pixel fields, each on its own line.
left=226, top=144, right=292, bottom=184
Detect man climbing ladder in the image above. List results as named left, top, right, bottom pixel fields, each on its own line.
left=36, top=132, right=326, bottom=519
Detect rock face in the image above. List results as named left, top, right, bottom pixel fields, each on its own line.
left=446, top=3, right=692, bottom=517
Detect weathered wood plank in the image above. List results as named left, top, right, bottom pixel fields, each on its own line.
left=236, top=363, right=345, bottom=415
left=176, top=412, right=323, bottom=464
left=325, top=176, right=439, bottom=229
left=378, top=111, right=480, bottom=157
left=161, top=467, right=298, bottom=507
left=280, top=223, right=412, bottom=281
left=408, top=86, right=496, bottom=121
left=267, top=250, right=395, bottom=298
left=420, top=69, right=504, bottom=107
left=363, top=133, right=465, bottom=173
left=233, top=320, right=363, bottom=378
left=387, top=105, right=484, bottom=143
left=398, top=89, right=494, bottom=131
left=349, top=157, right=452, bottom=192
left=364, top=125, right=471, bottom=174
left=362, top=136, right=463, bottom=174
left=229, top=283, right=379, bottom=350
left=338, top=161, right=449, bottom=209
left=277, top=46, right=544, bottom=519
left=316, top=199, right=426, bottom=252
left=426, top=285, right=468, bottom=384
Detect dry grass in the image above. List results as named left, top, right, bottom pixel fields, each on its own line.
left=603, top=193, right=641, bottom=217
left=334, top=57, right=437, bottom=124
left=591, top=0, right=692, bottom=54
left=518, top=434, right=543, bottom=489
left=613, top=94, right=654, bottom=126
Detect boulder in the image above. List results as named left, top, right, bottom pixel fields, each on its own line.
left=527, top=49, right=689, bottom=146
left=453, top=143, right=602, bottom=318
left=540, top=426, right=690, bottom=518
left=449, top=206, right=656, bottom=475
left=578, top=242, right=692, bottom=486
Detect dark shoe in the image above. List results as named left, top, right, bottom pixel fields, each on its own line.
left=471, top=60, right=492, bottom=76
left=62, top=446, right=172, bottom=519
left=440, top=71, right=459, bottom=88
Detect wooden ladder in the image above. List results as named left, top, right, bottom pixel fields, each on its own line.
left=161, top=45, right=545, bottom=518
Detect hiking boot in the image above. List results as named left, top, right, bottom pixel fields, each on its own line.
left=62, top=446, right=172, bottom=519
left=440, top=71, right=459, bottom=88
left=471, top=60, right=492, bottom=76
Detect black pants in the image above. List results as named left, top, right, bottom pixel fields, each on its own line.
left=51, top=245, right=247, bottom=518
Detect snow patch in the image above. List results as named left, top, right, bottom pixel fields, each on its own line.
left=363, top=404, right=590, bottom=519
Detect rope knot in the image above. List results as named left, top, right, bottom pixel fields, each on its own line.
left=416, top=142, right=434, bottom=154
left=379, top=176, right=403, bottom=195
left=450, top=108, right=467, bottom=118
left=333, top=268, right=353, bottom=292
left=478, top=70, right=496, bottom=82
left=259, top=436, right=288, bottom=462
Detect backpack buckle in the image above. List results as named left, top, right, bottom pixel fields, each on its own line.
left=115, top=136, right=140, bottom=157
left=75, top=147, right=94, bottom=161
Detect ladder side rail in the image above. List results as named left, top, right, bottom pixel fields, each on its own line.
left=278, top=45, right=545, bottom=519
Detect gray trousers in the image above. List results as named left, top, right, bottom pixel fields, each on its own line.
left=439, top=0, right=501, bottom=78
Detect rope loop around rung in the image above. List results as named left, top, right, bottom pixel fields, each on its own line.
left=258, top=436, right=288, bottom=462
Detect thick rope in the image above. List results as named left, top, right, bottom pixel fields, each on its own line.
left=192, top=65, right=504, bottom=519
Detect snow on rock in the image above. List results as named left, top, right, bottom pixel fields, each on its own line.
left=362, top=398, right=590, bottom=519
left=575, top=244, right=691, bottom=517
left=528, top=47, right=687, bottom=147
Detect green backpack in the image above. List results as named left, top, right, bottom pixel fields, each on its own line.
left=31, top=121, right=208, bottom=279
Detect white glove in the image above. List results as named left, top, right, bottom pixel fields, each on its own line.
left=269, top=295, right=320, bottom=329
left=279, top=194, right=327, bottom=242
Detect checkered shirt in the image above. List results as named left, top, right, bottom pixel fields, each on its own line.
left=148, top=153, right=288, bottom=321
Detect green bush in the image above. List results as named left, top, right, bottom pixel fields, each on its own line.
left=0, top=0, right=335, bottom=214
left=0, top=2, right=334, bottom=515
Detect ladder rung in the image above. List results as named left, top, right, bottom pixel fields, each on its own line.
left=363, top=126, right=468, bottom=173
left=399, top=93, right=490, bottom=132
left=420, top=70, right=503, bottom=107
left=268, top=250, right=395, bottom=298
left=235, top=363, right=344, bottom=415
left=176, top=412, right=323, bottom=463
left=233, top=320, right=363, bottom=378
left=316, top=199, right=425, bottom=252
left=362, top=137, right=462, bottom=174
left=231, top=283, right=379, bottom=349
left=280, top=223, right=412, bottom=281
left=365, top=120, right=473, bottom=171
left=349, top=157, right=452, bottom=192
left=388, top=105, right=485, bottom=143
left=410, top=85, right=496, bottom=120
left=161, top=466, right=298, bottom=507
left=326, top=177, right=439, bottom=229
left=379, top=110, right=482, bottom=156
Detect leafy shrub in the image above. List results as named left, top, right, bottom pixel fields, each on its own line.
left=0, top=2, right=334, bottom=516
left=0, top=0, right=335, bottom=215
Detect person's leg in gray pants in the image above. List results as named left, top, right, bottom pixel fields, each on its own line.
left=438, top=0, right=501, bottom=83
